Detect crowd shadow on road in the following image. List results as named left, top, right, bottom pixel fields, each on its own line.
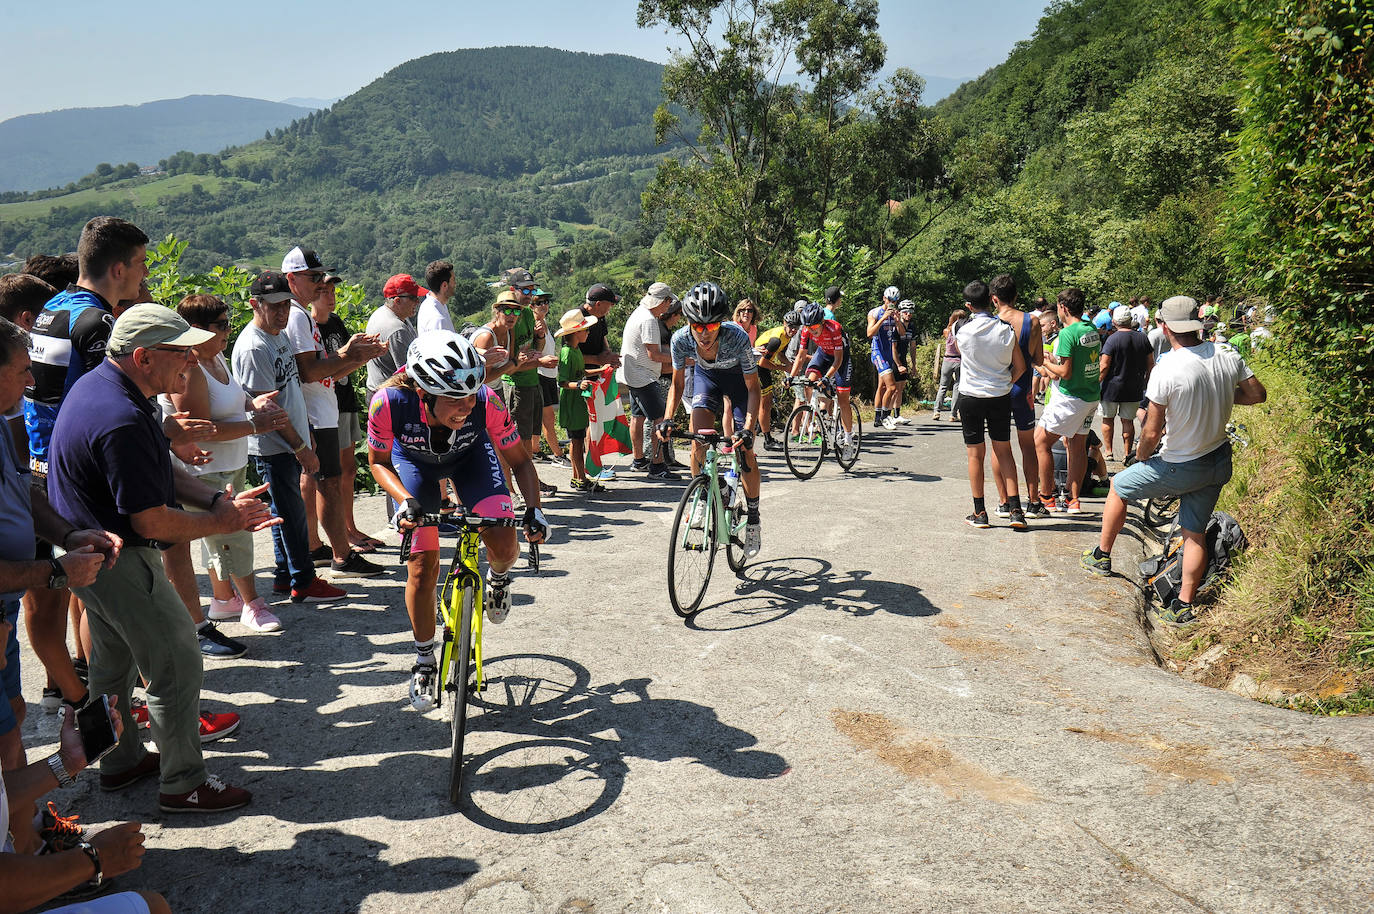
left=684, top=556, right=938, bottom=631
left=144, top=829, right=477, bottom=913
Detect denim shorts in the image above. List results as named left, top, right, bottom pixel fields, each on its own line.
left=1111, top=443, right=1233, bottom=533
left=1, top=599, right=22, bottom=736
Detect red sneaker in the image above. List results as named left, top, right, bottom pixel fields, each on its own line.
left=199, top=711, right=241, bottom=743
left=131, top=697, right=150, bottom=729
left=291, top=578, right=346, bottom=604
left=159, top=775, right=251, bottom=814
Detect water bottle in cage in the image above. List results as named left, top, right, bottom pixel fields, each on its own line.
left=723, top=465, right=740, bottom=508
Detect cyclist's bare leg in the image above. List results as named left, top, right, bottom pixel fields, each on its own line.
left=741, top=445, right=760, bottom=497
left=966, top=441, right=987, bottom=499
left=689, top=406, right=716, bottom=475
left=406, top=550, right=441, bottom=644
left=479, top=527, right=519, bottom=575
left=989, top=439, right=1020, bottom=499
left=839, top=389, right=853, bottom=435
left=1064, top=433, right=1088, bottom=502
left=1033, top=425, right=1058, bottom=501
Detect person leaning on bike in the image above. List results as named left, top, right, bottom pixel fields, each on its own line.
left=366, top=332, right=548, bottom=712
left=657, top=282, right=764, bottom=557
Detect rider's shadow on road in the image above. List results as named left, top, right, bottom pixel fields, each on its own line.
left=142, top=828, right=477, bottom=912
left=686, top=557, right=939, bottom=631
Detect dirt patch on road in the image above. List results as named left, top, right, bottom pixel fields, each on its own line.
left=1065, top=727, right=1234, bottom=785
left=832, top=710, right=1036, bottom=804
left=938, top=635, right=1015, bottom=661
left=1271, top=745, right=1373, bottom=783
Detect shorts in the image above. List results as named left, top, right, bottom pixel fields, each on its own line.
left=1100, top=400, right=1140, bottom=420
left=1, top=599, right=20, bottom=736
left=311, top=426, right=342, bottom=479
left=757, top=366, right=775, bottom=392
left=187, top=467, right=257, bottom=580
left=691, top=365, right=750, bottom=428
left=391, top=443, right=513, bottom=553
left=958, top=394, right=1012, bottom=445
left=1112, top=443, right=1233, bottom=533
left=539, top=375, right=559, bottom=410
left=338, top=411, right=363, bottom=447
left=1009, top=382, right=1037, bottom=432
left=45, top=890, right=153, bottom=914
left=504, top=383, right=542, bottom=442
left=626, top=381, right=667, bottom=422
left=870, top=347, right=896, bottom=376
left=1039, top=388, right=1098, bottom=438
left=567, top=427, right=587, bottom=441
left=894, top=340, right=909, bottom=361
left=806, top=350, right=852, bottom=391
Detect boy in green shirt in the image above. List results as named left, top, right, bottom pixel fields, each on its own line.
left=1033, top=287, right=1102, bottom=513
left=555, top=309, right=603, bottom=492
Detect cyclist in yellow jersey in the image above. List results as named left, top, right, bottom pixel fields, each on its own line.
left=752, top=309, right=801, bottom=451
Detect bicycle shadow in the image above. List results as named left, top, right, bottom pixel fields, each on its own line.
left=137, top=829, right=477, bottom=912
left=685, top=556, right=939, bottom=631
left=461, top=658, right=788, bottom=834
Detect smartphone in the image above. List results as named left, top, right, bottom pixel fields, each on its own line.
left=75, top=694, right=119, bottom=764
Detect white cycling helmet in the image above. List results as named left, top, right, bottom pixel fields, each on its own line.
left=884, top=285, right=900, bottom=302
left=406, top=331, right=485, bottom=397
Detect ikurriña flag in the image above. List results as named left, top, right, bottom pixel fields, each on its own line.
left=584, top=367, right=633, bottom=474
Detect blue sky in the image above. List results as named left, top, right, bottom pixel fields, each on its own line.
left=2, top=0, right=1048, bottom=122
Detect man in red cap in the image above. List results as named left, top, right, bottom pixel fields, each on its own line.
left=365, top=274, right=422, bottom=407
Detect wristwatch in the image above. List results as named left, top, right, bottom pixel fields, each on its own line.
left=46, top=558, right=67, bottom=590
left=46, top=752, right=75, bottom=788
left=77, top=840, right=102, bottom=887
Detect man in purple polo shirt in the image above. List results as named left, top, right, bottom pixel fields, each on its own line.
left=49, top=305, right=277, bottom=814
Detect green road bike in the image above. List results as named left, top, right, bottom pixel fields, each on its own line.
left=665, top=430, right=752, bottom=617
left=401, top=514, right=531, bottom=804
left=782, top=377, right=862, bottom=480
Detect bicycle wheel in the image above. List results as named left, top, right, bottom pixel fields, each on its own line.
left=725, top=495, right=749, bottom=575
left=1144, top=495, right=1180, bottom=529
left=667, top=474, right=718, bottom=617
left=448, top=584, right=476, bottom=805
left=835, top=409, right=863, bottom=472
left=784, top=404, right=825, bottom=480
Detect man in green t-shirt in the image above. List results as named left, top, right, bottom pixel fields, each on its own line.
left=1033, top=287, right=1102, bottom=513
left=495, top=267, right=557, bottom=499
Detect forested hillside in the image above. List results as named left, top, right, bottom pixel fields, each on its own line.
left=0, top=95, right=316, bottom=193
left=0, top=48, right=672, bottom=305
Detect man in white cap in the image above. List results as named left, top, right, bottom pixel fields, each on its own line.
left=1097, top=304, right=1154, bottom=461
left=48, top=304, right=279, bottom=813
left=1082, top=295, right=1266, bottom=625
left=618, top=282, right=679, bottom=479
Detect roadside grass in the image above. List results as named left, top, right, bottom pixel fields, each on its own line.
left=0, top=174, right=252, bottom=220
left=1176, top=360, right=1374, bottom=711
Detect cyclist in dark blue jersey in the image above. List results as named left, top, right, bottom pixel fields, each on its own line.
left=367, top=331, right=548, bottom=712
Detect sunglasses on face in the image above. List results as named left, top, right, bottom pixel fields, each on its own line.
left=208, top=318, right=231, bottom=331
left=296, top=272, right=324, bottom=283
left=736, top=309, right=755, bottom=316
left=498, top=306, right=523, bottom=316
left=691, top=321, right=721, bottom=334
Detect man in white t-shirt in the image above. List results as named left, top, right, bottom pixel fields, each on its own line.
left=1082, top=295, right=1266, bottom=624
left=417, top=260, right=456, bottom=335
left=281, top=246, right=386, bottom=577
left=954, top=280, right=1027, bottom=529
left=618, top=282, right=678, bottom=479
left=1130, top=296, right=1151, bottom=332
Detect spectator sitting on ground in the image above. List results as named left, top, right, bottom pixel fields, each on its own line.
left=0, top=664, right=172, bottom=914
left=1082, top=296, right=1266, bottom=626
left=49, top=304, right=278, bottom=813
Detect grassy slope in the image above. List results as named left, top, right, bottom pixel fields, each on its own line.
left=0, top=174, right=254, bottom=220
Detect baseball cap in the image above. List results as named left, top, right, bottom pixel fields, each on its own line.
left=281, top=246, right=329, bottom=274
left=501, top=267, right=535, bottom=289
left=322, top=273, right=343, bottom=286
left=824, top=285, right=843, bottom=304
left=1112, top=305, right=1133, bottom=325
left=646, top=281, right=677, bottom=303
left=383, top=274, right=422, bottom=299
left=1158, top=295, right=1204, bottom=333
left=249, top=270, right=293, bottom=304
left=586, top=283, right=620, bottom=304
left=108, top=304, right=214, bottom=356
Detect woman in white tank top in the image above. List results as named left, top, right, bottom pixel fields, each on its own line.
left=163, top=295, right=291, bottom=633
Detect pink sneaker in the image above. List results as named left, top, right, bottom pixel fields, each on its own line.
left=240, top=599, right=282, bottom=632
left=207, top=594, right=244, bottom=622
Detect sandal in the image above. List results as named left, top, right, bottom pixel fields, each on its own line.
left=349, top=536, right=385, bottom=553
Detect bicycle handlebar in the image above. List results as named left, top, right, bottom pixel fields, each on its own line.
left=398, top=514, right=521, bottom=562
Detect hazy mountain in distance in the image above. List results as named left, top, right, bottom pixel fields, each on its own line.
left=0, top=95, right=315, bottom=192
left=919, top=74, right=966, bottom=104
left=279, top=97, right=338, bottom=109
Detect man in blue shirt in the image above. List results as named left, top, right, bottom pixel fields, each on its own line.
left=49, top=305, right=277, bottom=814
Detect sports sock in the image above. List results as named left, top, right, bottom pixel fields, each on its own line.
left=1007, top=495, right=1022, bottom=512
left=973, top=497, right=986, bottom=515
left=1092, top=547, right=1109, bottom=560
left=746, top=496, right=760, bottom=523
left=414, top=638, right=436, bottom=668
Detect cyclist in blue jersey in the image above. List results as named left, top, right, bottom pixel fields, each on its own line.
left=367, top=332, right=548, bottom=712
left=658, top=282, right=763, bottom=556
left=867, top=286, right=907, bottom=429
left=894, top=299, right=917, bottom=422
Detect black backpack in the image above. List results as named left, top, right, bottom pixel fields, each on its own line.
left=1139, top=511, right=1248, bottom=605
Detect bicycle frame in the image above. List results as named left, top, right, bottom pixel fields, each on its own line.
left=440, top=528, right=486, bottom=696
left=676, top=435, right=747, bottom=551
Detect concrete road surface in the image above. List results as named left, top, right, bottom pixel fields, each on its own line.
left=19, top=418, right=1374, bottom=913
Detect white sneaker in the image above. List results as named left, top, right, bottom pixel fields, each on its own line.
left=240, top=599, right=282, bottom=633
left=894, top=415, right=911, bottom=425
left=409, top=664, right=437, bottom=712
left=207, top=594, right=243, bottom=622
left=744, top=521, right=761, bottom=557
left=486, top=573, right=512, bottom=624
left=881, top=416, right=897, bottom=430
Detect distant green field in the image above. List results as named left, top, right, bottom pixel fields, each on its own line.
left=0, top=175, right=254, bottom=221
